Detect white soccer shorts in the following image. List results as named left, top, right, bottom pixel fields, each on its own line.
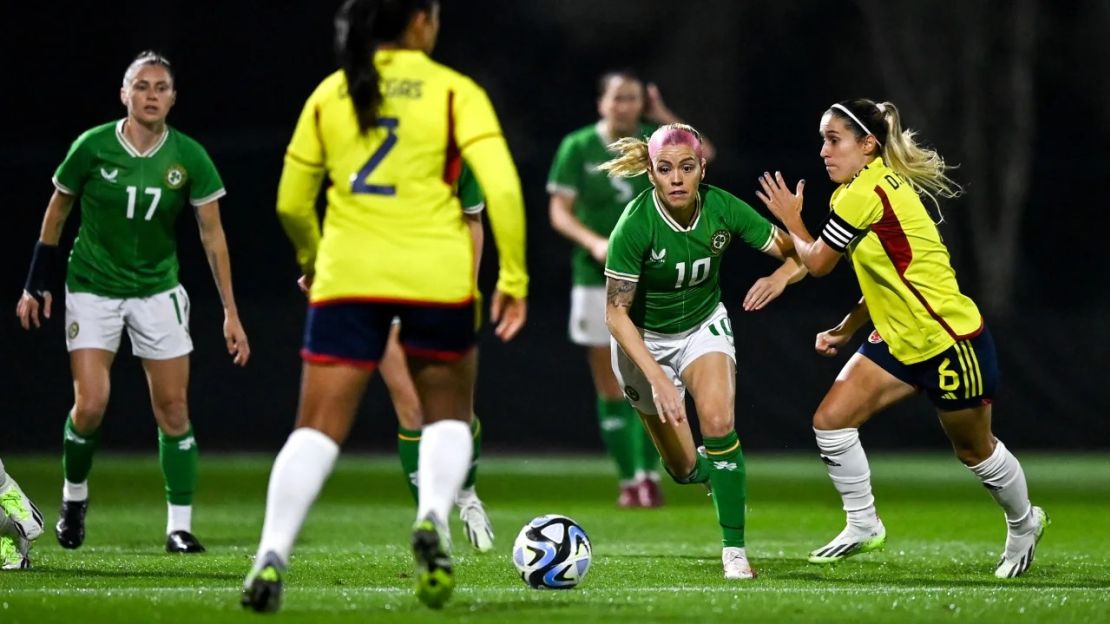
left=64, top=284, right=193, bottom=360
left=610, top=302, right=736, bottom=415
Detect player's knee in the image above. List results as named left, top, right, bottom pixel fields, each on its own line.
left=153, top=396, right=189, bottom=431
left=951, top=441, right=992, bottom=466
left=72, top=395, right=108, bottom=429
left=395, top=403, right=424, bottom=430
left=697, top=406, right=733, bottom=438
left=812, top=406, right=850, bottom=431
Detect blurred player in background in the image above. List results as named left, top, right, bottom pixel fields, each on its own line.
left=242, top=0, right=528, bottom=612
left=381, top=164, right=492, bottom=552
left=601, top=123, right=805, bottom=579
left=757, top=98, right=1046, bottom=578
left=0, top=457, right=44, bottom=570
left=547, top=71, right=715, bottom=508
left=15, top=51, right=250, bottom=555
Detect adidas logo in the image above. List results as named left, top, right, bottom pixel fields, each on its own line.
left=712, top=460, right=738, bottom=472
left=942, top=392, right=957, bottom=400
left=820, top=455, right=841, bottom=467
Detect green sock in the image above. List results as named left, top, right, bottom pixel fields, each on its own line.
left=667, top=452, right=711, bottom=484
left=398, top=426, right=421, bottom=502
left=704, top=431, right=747, bottom=548
left=463, top=416, right=482, bottom=490
left=598, top=398, right=637, bottom=482
left=159, top=426, right=198, bottom=506
left=625, top=402, right=661, bottom=475
left=62, top=412, right=101, bottom=484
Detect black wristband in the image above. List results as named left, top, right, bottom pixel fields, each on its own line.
left=24, top=241, right=59, bottom=298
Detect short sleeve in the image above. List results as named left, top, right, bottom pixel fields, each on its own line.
left=725, top=193, right=775, bottom=253
left=52, top=131, right=95, bottom=196
left=822, top=186, right=881, bottom=252
left=457, top=163, right=484, bottom=214
left=604, top=206, right=649, bottom=283
left=185, top=140, right=227, bottom=206
left=545, top=134, right=581, bottom=198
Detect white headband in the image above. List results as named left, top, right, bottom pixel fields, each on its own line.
left=831, top=103, right=881, bottom=146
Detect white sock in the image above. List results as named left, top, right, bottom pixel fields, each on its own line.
left=167, top=504, right=192, bottom=534
left=968, top=439, right=1033, bottom=529
left=417, top=420, right=472, bottom=527
left=63, top=480, right=88, bottom=502
left=254, top=427, right=339, bottom=568
left=815, top=427, right=878, bottom=529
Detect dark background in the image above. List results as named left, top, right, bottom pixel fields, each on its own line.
left=2, top=1, right=1106, bottom=453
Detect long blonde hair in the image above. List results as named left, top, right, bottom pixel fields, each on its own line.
left=830, top=99, right=962, bottom=210
left=598, top=123, right=704, bottom=178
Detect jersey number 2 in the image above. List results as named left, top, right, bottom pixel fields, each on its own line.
left=351, top=117, right=399, bottom=196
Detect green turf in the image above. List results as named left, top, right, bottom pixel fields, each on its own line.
left=1, top=453, right=1108, bottom=623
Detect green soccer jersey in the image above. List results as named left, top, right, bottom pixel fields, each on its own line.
left=547, top=122, right=656, bottom=286
left=53, top=120, right=226, bottom=298
left=605, top=184, right=775, bottom=334
left=457, top=163, right=484, bottom=214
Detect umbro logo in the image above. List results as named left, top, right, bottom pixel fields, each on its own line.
left=712, top=460, right=738, bottom=471
left=100, top=167, right=119, bottom=182
left=649, top=248, right=667, bottom=264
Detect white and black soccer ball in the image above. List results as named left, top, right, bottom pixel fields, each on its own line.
left=512, top=514, right=592, bottom=589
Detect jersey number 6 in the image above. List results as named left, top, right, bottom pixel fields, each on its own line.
left=351, top=117, right=399, bottom=196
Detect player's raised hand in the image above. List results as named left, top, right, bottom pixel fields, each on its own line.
left=491, top=290, right=527, bottom=342
left=815, top=328, right=850, bottom=358
left=650, top=375, right=686, bottom=426
left=756, top=171, right=805, bottom=226
left=16, top=290, right=53, bottom=330
left=224, top=313, right=250, bottom=366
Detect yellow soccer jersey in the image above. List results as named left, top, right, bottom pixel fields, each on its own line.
left=820, top=157, right=982, bottom=364
left=276, top=49, right=527, bottom=305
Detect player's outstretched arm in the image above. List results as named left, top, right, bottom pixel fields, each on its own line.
left=549, top=192, right=608, bottom=264
left=16, top=190, right=74, bottom=330
left=195, top=201, right=250, bottom=366
left=743, top=228, right=807, bottom=312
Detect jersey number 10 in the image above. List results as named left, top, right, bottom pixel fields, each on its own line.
left=674, top=258, right=711, bottom=288
left=351, top=117, right=400, bottom=196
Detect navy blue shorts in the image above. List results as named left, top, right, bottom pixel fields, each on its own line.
left=858, top=324, right=999, bottom=411
left=302, top=299, right=476, bottom=369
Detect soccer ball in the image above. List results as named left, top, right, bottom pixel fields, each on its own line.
left=511, top=514, right=592, bottom=589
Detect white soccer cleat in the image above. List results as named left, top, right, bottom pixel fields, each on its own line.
left=456, top=491, right=494, bottom=553
left=0, top=534, right=31, bottom=571
left=722, top=547, right=756, bottom=580
left=0, top=478, right=44, bottom=541
left=808, top=520, right=886, bottom=564
left=994, top=506, right=1048, bottom=579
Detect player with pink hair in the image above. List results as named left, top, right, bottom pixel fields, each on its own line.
left=599, top=123, right=806, bottom=579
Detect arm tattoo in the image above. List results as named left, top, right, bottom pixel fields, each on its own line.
left=606, top=277, right=637, bottom=309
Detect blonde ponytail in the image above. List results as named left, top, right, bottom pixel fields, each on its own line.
left=876, top=102, right=963, bottom=209
left=598, top=137, right=650, bottom=178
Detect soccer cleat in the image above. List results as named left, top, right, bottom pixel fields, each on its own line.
left=617, top=483, right=640, bottom=508
left=994, top=506, right=1048, bottom=579
left=808, top=520, right=887, bottom=564
left=0, top=478, right=45, bottom=541
left=55, top=499, right=88, bottom=549
left=456, top=494, right=494, bottom=553
left=0, top=534, right=31, bottom=570
left=166, top=530, right=206, bottom=553
left=412, top=512, right=455, bottom=609
left=637, top=477, right=665, bottom=508
left=241, top=551, right=285, bottom=613
left=722, top=547, right=756, bottom=580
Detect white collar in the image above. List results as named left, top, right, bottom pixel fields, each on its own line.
left=652, top=188, right=701, bottom=232
left=115, top=119, right=168, bottom=158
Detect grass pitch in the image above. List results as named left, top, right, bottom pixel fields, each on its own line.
left=1, top=453, right=1108, bottom=623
